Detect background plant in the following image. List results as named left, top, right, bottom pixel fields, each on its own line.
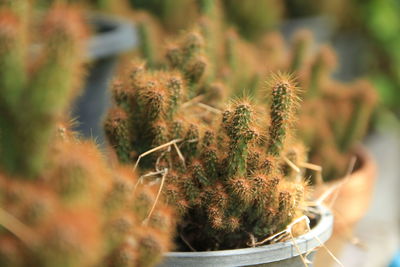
left=287, top=33, right=378, bottom=180
left=131, top=0, right=268, bottom=101
left=327, top=0, right=400, bottom=117
left=284, top=0, right=398, bottom=120
left=221, top=0, right=283, bottom=40
left=129, top=0, right=198, bottom=33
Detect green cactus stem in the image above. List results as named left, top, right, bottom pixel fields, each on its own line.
left=290, top=30, right=311, bottom=72
left=339, top=81, right=377, bottom=152
left=307, top=45, right=336, bottom=98
left=267, top=74, right=299, bottom=157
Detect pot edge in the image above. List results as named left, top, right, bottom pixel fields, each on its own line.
left=159, top=204, right=333, bottom=266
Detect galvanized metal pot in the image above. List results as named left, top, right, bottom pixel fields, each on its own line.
left=158, top=205, right=333, bottom=267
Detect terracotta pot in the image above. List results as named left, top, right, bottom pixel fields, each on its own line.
left=318, top=145, right=376, bottom=231
left=314, top=145, right=377, bottom=266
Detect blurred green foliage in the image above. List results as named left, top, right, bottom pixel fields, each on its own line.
left=360, top=0, right=400, bottom=114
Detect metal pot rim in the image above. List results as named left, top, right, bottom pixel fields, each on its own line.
left=160, top=204, right=333, bottom=266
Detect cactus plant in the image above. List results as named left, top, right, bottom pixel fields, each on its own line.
left=0, top=3, right=174, bottom=266
left=105, top=26, right=311, bottom=250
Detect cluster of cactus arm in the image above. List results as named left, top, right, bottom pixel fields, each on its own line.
left=105, top=26, right=311, bottom=249
left=105, top=1, right=377, bottom=250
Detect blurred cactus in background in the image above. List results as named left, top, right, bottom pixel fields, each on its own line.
left=0, top=2, right=174, bottom=266
left=129, top=0, right=283, bottom=41
left=134, top=12, right=164, bottom=68
left=221, top=0, right=283, bottom=40
left=288, top=33, right=378, bottom=181
left=0, top=0, right=85, bottom=177
left=130, top=0, right=282, bottom=96
left=129, top=0, right=198, bottom=33
left=103, top=165, right=175, bottom=267
left=131, top=0, right=268, bottom=102
left=331, top=0, right=400, bottom=116
left=284, top=0, right=399, bottom=118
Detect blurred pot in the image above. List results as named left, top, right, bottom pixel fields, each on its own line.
left=314, top=145, right=377, bottom=266
left=72, top=14, right=138, bottom=143
left=318, top=145, right=376, bottom=231
left=158, top=205, right=333, bottom=267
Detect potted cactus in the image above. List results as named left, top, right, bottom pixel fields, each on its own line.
left=104, top=24, right=333, bottom=265
left=0, top=3, right=174, bottom=267
left=124, top=0, right=377, bottom=263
